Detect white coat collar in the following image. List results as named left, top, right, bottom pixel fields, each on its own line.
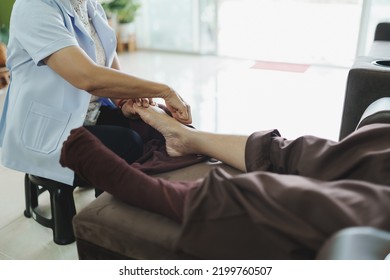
left=58, top=0, right=97, bottom=17
left=53, top=0, right=116, bottom=67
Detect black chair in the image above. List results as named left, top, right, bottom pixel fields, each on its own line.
left=374, top=22, right=390, bottom=41
left=338, top=22, right=390, bottom=140
left=24, top=174, right=76, bottom=245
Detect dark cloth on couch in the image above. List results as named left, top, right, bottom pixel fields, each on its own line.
left=61, top=126, right=201, bottom=222
left=96, top=104, right=208, bottom=175
left=176, top=124, right=390, bottom=259
left=74, top=106, right=207, bottom=198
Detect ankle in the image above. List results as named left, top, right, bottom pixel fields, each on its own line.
left=184, top=128, right=204, bottom=155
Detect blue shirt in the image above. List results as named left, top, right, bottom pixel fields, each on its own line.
left=0, top=0, right=117, bottom=185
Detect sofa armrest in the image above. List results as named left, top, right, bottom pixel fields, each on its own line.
left=73, top=192, right=187, bottom=260
left=339, top=42, right=390, bottom=140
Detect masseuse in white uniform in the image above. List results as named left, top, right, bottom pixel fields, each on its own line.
left=0, top=0, right=191, bottom=195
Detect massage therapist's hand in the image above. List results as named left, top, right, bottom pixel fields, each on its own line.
left=162, top=88, right=192, bottom=124
left=121, top=98, right=154, bottom=118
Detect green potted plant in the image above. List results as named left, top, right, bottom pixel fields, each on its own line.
left=101, top=0, right=140, bottom=39
left=116, top=1, right=141, bottom=24
left=0, top=24, right=9, bottom=45
left=118, top=0, right=140, bottom=42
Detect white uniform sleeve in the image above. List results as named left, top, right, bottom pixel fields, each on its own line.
left=12, top=0, right=78, bottom=65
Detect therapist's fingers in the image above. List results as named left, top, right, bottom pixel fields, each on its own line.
left=135, top=98, right=150, bottom=108
left=141, top=98, right=150, bottom=107
left=121, top=99, right=138, bottom=118
left=164, top=94, right=192, bottom=125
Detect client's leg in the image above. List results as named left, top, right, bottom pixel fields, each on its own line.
left=60, top=127, right=200, bottom=223
left=133, top=105, right=249, bottom=172
left=133, top=105, right=390, bottom=186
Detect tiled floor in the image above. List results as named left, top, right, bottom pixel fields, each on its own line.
left=0, top=50, right=350, bottom=259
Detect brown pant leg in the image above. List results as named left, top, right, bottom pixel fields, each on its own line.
left=178, top=167, right=390, bottom=259
left=245, top=123, right=390, bottom=185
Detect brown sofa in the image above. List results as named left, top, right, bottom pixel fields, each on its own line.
left=73, top=161, right=241, bottom=260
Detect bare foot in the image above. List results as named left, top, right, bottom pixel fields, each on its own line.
left=133, top=104, right=193, bottom=157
